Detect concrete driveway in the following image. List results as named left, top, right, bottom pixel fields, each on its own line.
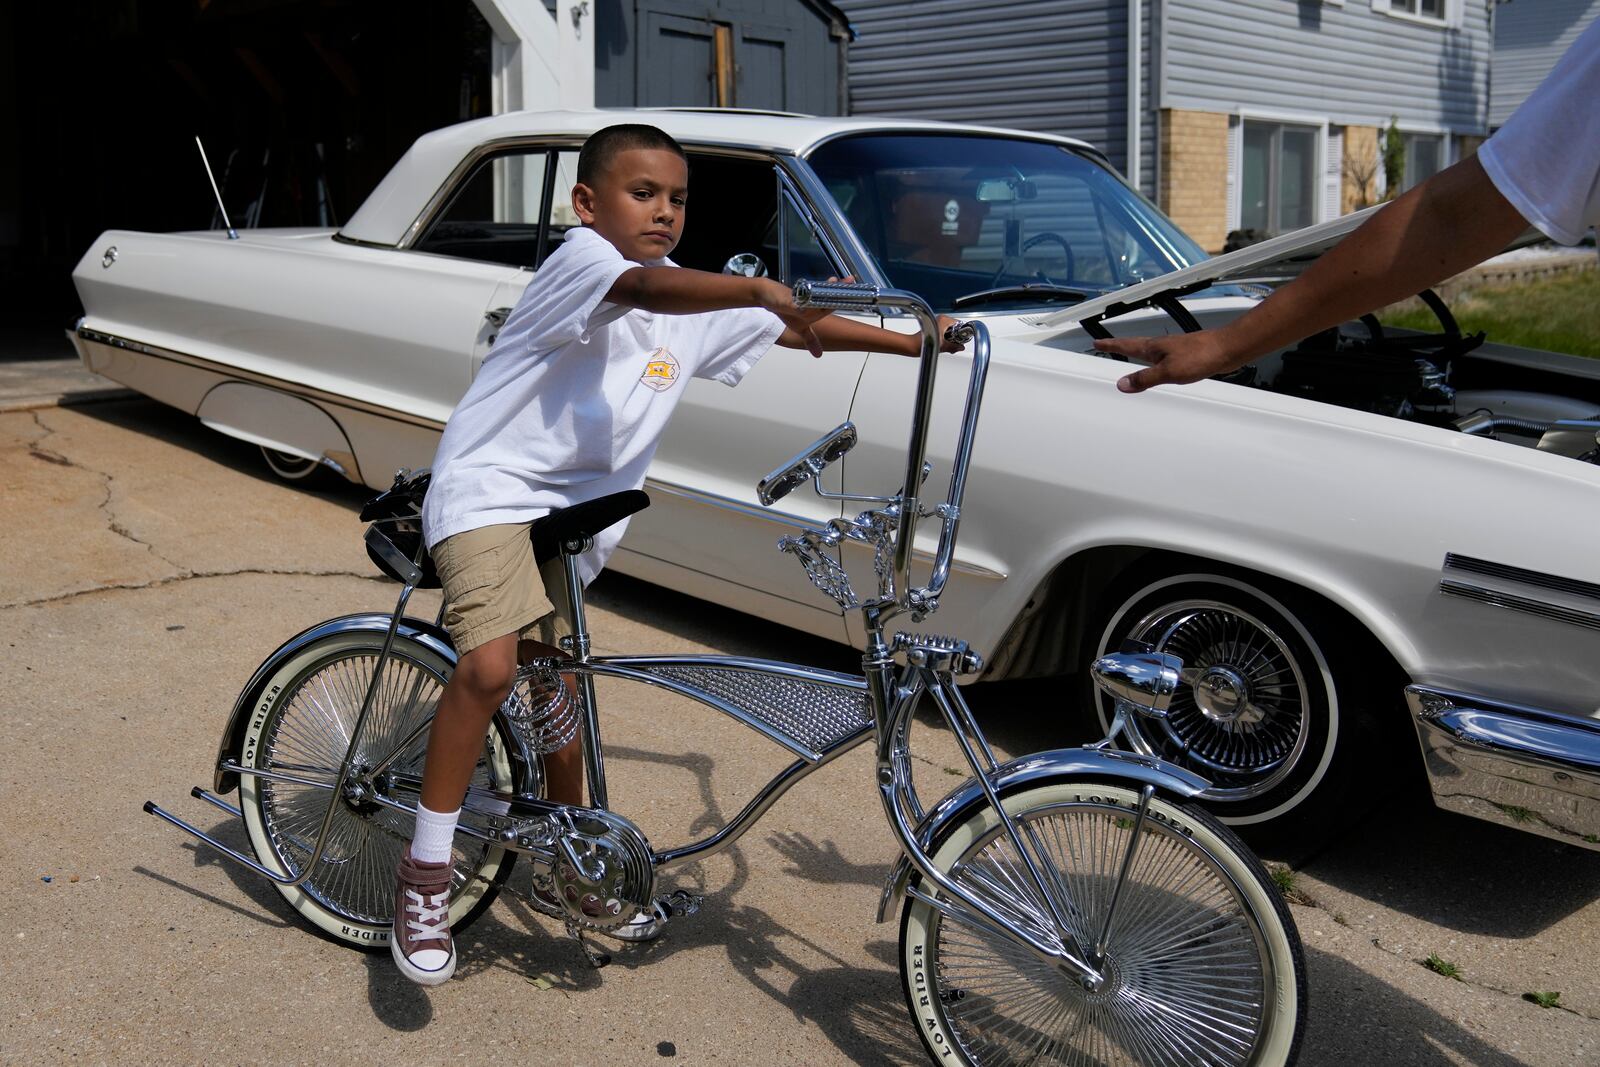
left=5, top=395, right=1599, bottom=1065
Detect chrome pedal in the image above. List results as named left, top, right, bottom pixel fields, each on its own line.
left=660, top=888, right=702, bottom=918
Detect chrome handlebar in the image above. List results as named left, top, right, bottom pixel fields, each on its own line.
left=789, top=281, right=992, bottom=622
left=791, top=278, right=885, bottom=310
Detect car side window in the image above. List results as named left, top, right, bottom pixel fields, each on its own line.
left=548, top=149, right=788, bottom=279
left=669, top=152, right=781, bottom=277
left=413, top=149, right=551, bottom=267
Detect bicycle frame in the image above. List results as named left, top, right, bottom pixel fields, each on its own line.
left=144, top=281, right=1197, bottom=992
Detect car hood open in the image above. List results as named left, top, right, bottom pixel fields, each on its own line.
left=1020, top=206, right=1385, bottom=332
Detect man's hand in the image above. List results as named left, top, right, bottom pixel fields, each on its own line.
left=756, top=278, right=831, bottom=357
left=1094, top=331, right=1242, bottom=393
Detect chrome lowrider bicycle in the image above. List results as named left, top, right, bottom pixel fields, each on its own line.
left=146, top=281, right=1306, bottom=1066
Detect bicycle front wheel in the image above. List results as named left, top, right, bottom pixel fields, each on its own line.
left=899, top=779, right=1305, bottom=1066
left=237, top=627, right=523, bottom=949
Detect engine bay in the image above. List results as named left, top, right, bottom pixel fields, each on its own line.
left=1239, top=290, right=1600, bottom=463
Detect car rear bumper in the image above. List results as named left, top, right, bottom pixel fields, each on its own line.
left=1409, top=685, right=1600, bottom=851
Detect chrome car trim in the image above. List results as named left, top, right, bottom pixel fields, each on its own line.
left=641, top=476, right=1007, bottom=582
left=75, top=326, right=446, bottom=433
left=1439, top=579, right=1600, bottom=632
left=1408, top=685, right=1600, bottom=852
left=643, top=476, right=814, bottom=529
left=874, top=746, right=1211, bottom=923
left=1444, top=553, right=1600, bottom=604
left=775, top=157, right=885, bottom=287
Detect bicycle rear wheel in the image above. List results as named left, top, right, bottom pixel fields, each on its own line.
left=237, top=627, right=523, bottom=949
left=899, top=779, right=1305, bottom=1066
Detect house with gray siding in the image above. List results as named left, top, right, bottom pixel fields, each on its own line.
left=1491, top=0, right=1598, bottom=128
left=835, top=0, right=1493, bottom=251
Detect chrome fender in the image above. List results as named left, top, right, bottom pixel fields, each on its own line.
left=213, top=613, right=458, bottom=794
left=875, top=746, right=1211, bottom=923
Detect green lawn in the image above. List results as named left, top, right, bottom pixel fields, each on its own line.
left=1378, top=268, right=1600, bottom=358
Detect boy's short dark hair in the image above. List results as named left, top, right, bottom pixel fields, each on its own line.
left=577, top=124, right=687, bottom=187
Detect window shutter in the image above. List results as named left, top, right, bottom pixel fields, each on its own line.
left=1226, top=116, right=1241, bottom=232
left=1447, top=0, right=1465, bottom=29
left=1324, top=127, right=1344, bottom=221
left=1371, top=0, right=1391, bottom=12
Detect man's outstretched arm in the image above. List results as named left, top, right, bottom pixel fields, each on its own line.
left=1097, top=154, right=1531, bottom=393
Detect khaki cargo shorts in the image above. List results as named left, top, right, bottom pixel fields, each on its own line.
left=431, top=522, right=574, bottom=656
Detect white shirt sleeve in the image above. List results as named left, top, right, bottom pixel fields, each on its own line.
left=503, top=228, right=638, bottom=351
left=1478, top=18, right=1600, bottom=245
left=684, top=305, right=787, bottom=386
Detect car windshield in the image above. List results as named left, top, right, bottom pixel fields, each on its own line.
left=804, top=133, right=1208, bottom=312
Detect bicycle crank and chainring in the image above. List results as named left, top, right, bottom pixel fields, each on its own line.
left=462, top=792, right=656, bottom=932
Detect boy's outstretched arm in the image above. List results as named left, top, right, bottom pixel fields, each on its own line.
left=607, top=267, right=831, bottom=355
left=778, top=314, right=967, bottom=358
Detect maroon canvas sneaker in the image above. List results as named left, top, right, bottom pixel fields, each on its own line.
left=391, top=852, right=456, bottom=985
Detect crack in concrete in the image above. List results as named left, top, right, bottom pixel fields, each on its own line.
left=1286, top=888, right=1600, bottom=1022
left=1371, top=935, right=1600, bottom=1020
left=2, top=566, right=391, bottom=611
left=24, top=409, right=188, bottom=571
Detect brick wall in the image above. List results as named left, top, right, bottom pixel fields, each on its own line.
left=1341, top=125, right=1380, bottom=214
left=1158, top=109, right=1229, bottom=253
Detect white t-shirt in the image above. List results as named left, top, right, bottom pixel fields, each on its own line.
left=1479, top=18, right=1600, bottom=246
left=422, top=227, right=785, bottom=580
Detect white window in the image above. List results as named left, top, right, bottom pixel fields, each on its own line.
left=1402, top=132, right=1445, bottom=190
left=1371, top=0, right=1461, bottom=27
left=1239, top=120, right=1321, bottom=234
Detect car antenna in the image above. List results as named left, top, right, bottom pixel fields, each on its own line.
left=195, top=135, right=238, bottom=240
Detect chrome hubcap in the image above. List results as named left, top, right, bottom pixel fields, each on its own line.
left=1193, top=664, right=1265, bottom=726
left=1109, top=596, right=1312, bottom=802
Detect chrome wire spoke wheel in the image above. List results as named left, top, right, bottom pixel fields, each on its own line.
left=1129, top=599, right=1309, bottom=801
left=900, top=782, right=1304, bottom=1066
left=238, top=628, right=519, bottom=948
left=260, top=651, right=444, bottom=922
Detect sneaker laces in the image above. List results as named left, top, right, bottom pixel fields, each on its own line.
left=404, top=888, right=450, bottom=943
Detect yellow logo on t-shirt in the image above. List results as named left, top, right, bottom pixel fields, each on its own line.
left=640, top=347, right=680, bottom=392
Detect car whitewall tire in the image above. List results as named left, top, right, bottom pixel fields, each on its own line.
left=1086, top=568, right=1365, bottom=829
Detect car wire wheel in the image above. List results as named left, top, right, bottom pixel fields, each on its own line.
left=1127, top=598, right=1309, bottom=800
left=260, top=446, right=324, bottom=482
left=1088, top=570, right=1349, bottom=827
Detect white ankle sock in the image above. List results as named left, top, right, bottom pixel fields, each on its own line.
left=411, top=803, right=461, bottom=864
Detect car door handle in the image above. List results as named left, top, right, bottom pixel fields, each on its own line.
left=485, top=306, right=513, bottom=328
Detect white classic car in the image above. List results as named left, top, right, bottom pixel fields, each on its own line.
left=72, top=108, right=1600, bottom=843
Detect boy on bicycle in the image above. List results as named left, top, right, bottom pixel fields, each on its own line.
left=395, top=122, right=963, bottom=985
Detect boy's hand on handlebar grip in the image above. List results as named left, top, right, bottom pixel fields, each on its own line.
left=938, top=316, right=969, bottom=354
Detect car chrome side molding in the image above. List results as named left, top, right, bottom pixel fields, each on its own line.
left=75, top=325, right=446, bottom=432
left=1439, top=553, right=1600, bottom=632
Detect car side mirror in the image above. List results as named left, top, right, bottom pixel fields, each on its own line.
left=723, top=252, right=769, bottom=278
left=757, top=422, right=858, bottom=505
